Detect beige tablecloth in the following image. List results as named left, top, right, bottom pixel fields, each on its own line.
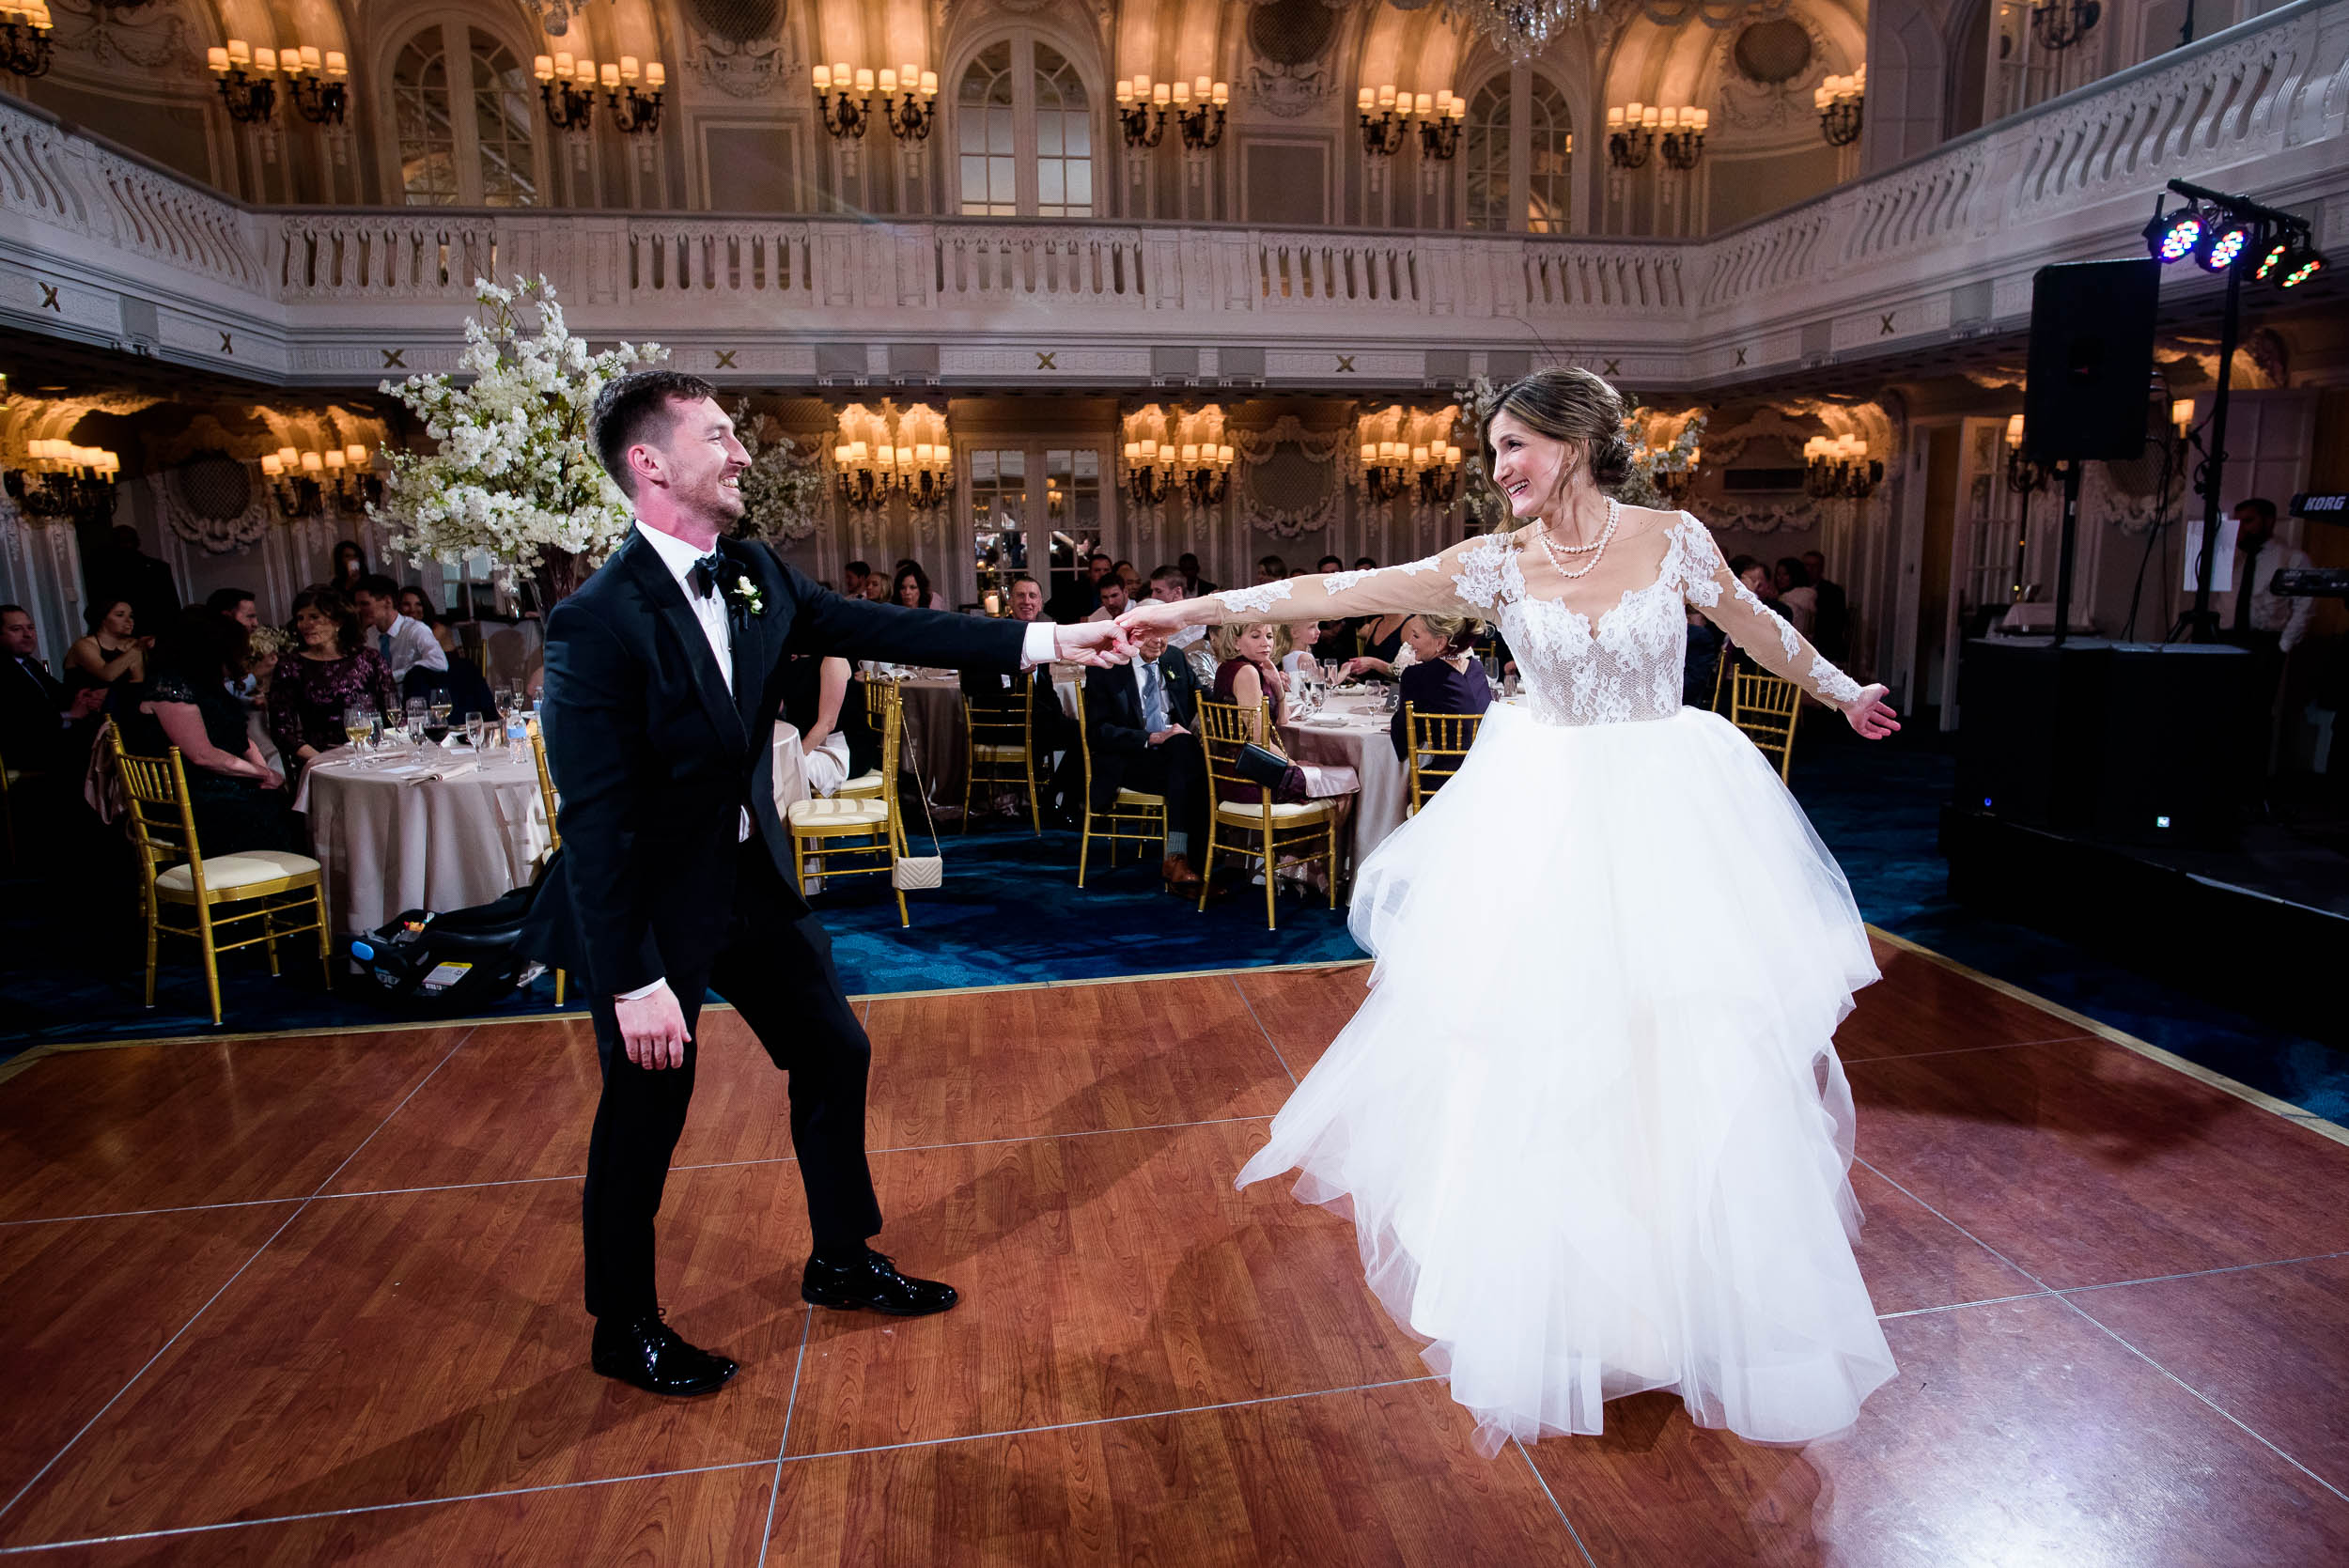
left=889, top=669, right=1082, bottom=813
left=1280, top=693, right=1408, bottom=863
left=294, top=743, right=551, bottom=936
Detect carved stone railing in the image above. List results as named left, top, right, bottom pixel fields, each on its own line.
left=0, top=0, right=2339, bottom=388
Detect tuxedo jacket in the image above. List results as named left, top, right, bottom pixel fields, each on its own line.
left=521, top=531, right=1025, bottom=995
left=1081, top=652, right=1197, bottom=806
left=959, top=657, right=1071, bottom=744
left=2, top=654, right=69, bottom=771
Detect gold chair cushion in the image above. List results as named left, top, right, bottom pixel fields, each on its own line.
left=835, top=770, right=887, bottom=797
left=972, top=744, right=1030, bottom=762
left=155, top=849, right=321, bottom=895
left=787, top=797, right=892, bottom=830
left=1112, top=788, right=1166, bottom=807
left=1214, top=799, right=1337, bottom=826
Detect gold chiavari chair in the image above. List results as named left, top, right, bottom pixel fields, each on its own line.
left=788, top=677, right=910, bottom=925
left=1730, top=669, right=1803, bottom=782
left=834, top=675, right=893, bottom=803
left=526, top=723, right=568, bottom=1005
left=1403, top=706, right=1483, bottom=815
left=1709, top=642, right=1735, bottom=712
left=109, top=727, right=330, bottom=1026
left=1194, top=696, right=1341, bottom=930
left=960, top=688, right=1041, bottom=833
left=1072, top=682, right=1166, bottom=887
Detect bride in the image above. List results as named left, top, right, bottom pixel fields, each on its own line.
left=1118, top=367, right=1902, bottom=1454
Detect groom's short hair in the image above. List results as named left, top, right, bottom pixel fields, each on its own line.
left=592, top=369, right=719, bottom=498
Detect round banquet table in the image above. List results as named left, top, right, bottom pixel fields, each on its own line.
left=885, top=669, right=1084, bottom=813
left=294, top=741, right=552, bottom=937
left=1278, top=689, right=1409, bottom=865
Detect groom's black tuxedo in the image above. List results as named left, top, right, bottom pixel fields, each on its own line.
left=524, top=528, right=1025, bottom=1320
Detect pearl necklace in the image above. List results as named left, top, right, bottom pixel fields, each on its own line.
left=1537, top=497, right=1622, bottom=581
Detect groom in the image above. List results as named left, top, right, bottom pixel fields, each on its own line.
left=524, top=370, right=1132, bottom=1396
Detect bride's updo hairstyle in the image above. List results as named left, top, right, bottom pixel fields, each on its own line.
left=1479, top=366, right=1635, bottom=530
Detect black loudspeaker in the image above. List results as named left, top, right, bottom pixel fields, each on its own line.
left=1955, top=639, right=2112, bottom=828
left=2022, top=259, right=2160, bottom=462
left=2092, top=643, right=2253, bottom=846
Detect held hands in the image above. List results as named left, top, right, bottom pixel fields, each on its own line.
left=1844, top=685, right=1901, bottom=740
left=1115, top=598, right=1196, bottom=640
left=614, top=981, right=690, bottom=1070
left=1053, top=621, right=1138, bottom=668
left=1147, top=725, right=1190, bottom=746
left=67, top=687, right=104, bottom=720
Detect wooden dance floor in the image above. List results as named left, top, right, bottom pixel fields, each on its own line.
left=3, top=933, right=2346, bottom=1565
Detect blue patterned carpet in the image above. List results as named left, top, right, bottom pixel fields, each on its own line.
left=5, top=731, right=2343, bottom=1120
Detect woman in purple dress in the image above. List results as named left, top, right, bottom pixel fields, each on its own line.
left=267, top=588, right=398, bottom=770
left=1390, top=613, right=1493, bottom=760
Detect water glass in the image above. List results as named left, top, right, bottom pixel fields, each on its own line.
left=463, top=713, right=486, bottom=751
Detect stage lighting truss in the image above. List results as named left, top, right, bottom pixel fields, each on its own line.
left=2146, top=194, right=2328, bottom=291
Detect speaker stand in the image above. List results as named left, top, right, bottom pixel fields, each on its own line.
left=2052, top=459, right=2082, bottom=645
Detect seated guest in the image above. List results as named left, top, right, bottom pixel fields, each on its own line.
left=1083, top=624, right=1206, bottom=891
left=1254, top=553, right=1287, bottom=584
left=1801, top=551, right=1849, bottom=663
left=1177, top=551, right=1217, bottom=597
left=860, top=569, right=892, bottom=601
left=126, top=610, right=298, bottom=853
left=1316, top=554, right=1345, bottom=574
left=1112, top=559, right=1141, bottom=598
left=398, top=586, right=462, bottom=655
left=321, top=539, right=368, bottom=597
left=352, top=573, right=449, bottom=686
left=1281, top=620, right=1325, bottom=680
left=207, top=586, right=260, bottom=635
left=2, top=603, right=103, bottom=773
left=1353, top=555, right=1378, bottom=571
left=962, top=575, right=1080, bottom=815
left=1084, top=574, right=1132, bottom=623
left=1150, top=565, right=1219, bottom=687
left=67, top=598, right=147, bottom=699
left=1723, top=556, right=1792, bottom=677
left=1342, top=609, right=1412, bottom=679
left=1773, top=557, right=1819, bottom=637
left=842, top=560, right=873, bottom=600
left=1684, top=605, right=1727, bottom=709
left=1050, top=552, right=1111, bottom=623
left=783, top=654, right=858, bottom=797
left=893, top=562, right=947, bottom=612
left=268, top=588, right=399, bottom=769
left=1390, top=613, right=1492, bottom=761
left=1214, top=620, right=1290, bottom=735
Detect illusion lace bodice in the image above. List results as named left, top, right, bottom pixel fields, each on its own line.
left=1206, top=510, right=1865, bottom=730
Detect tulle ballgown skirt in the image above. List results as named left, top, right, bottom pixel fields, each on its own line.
left=1237, top=702, right=1896, bottom=1453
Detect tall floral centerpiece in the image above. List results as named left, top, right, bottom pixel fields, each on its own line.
left=728, top=399, right=826, bottom=548
left=371, top=276, right=664, bottom=603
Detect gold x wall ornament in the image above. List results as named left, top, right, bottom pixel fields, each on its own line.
left=714, top=349, right=738, bottom=368
left=380, top=349, right=405, bottom=368
left=1035, top=351, right=1056, bottom=369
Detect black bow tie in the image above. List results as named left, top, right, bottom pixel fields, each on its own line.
left=688, top=551, right=726, bottom=599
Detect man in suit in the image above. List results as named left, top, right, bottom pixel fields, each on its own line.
left=1082, top=626, right=1206, bottom=892
left=1800, top=551, right=1849, bottom=664
left=522, top=371, right=1130, bottom=1398
left=86, top=524, right=179, bottom=641
left=959, top=574, right=1081, bottom=822
left=2, top=603, right=101, bottom=771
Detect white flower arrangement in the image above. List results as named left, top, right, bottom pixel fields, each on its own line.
left=371, top=275, right=665, bottom=598
left=729, top=400, right=826, bottom=547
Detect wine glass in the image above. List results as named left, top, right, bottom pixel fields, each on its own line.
left=493, top=686, right=517, bottom=727
left=426, top=697, right=452, bottom=743
left=343, top=703, right=379, bottom=767
left=462, top=712, right=485, bottom=751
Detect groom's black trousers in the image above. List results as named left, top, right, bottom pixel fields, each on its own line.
left=581, top=837, right=881, bottom=1320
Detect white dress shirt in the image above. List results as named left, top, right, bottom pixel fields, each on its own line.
left=2221, top=538, right=2314, bottom=651
left=376, top=612, right=448, bottom=682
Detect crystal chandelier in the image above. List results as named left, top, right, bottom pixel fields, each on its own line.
left=1448, top=0, right=1603, bottom=62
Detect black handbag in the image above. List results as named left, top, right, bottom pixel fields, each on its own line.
left=1235, top=741, right=1308, bottom=801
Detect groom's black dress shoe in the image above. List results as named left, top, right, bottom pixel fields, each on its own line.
left=801, top=1250, right=958, bottom=1316
left=591, top=1312, right=738, bottom=1396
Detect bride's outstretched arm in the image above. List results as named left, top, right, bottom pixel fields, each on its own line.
left=1678, top=521, right=1901, bottom=739
left=1117, top=539, right=1488, bottom=637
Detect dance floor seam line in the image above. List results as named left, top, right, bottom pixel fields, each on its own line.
left=0, top=1458, right=782, bottom=1559
left=776, top=1374, right=1447, bottom=1466
left=753, top=1309, right=814, bottom=1568
left=0, top=1026, right=480, bottom=1535
left=1852, top=1155, right=2054, bottom=1293
left=1513, top=1436, right=1601, bottom=1568
left=2052, top=1293, right=2349, bottom=1507
left=1227, top=974, right=1300, bottom=1087
left=1841, top=1032, right=2104, bottom=1063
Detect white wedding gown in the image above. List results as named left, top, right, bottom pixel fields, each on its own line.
left=1217, top=508, right=1897, bottom=1452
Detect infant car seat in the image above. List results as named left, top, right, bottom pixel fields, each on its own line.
left=348, top=881, right=543, bottom=1010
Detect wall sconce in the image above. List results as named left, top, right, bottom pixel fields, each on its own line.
left=1183, top=439, right=1233, bottom=506
left=1355, top=410, right=1463, bottom=507
left=1659, top=107, right=1707, bottom=170
left=1179, top=77, right=1229, bottom=151
left=5, top=440, right=118, bottom=523
left=602, top=56, right=666, bottom=134
left=2, top=4, right=54, bottom=81
left=1816, top=68, right=1864, bottom=147
left=205, top=39, right=347, bottom=126
left=832, top=404, right=952, bottom=521
left=1115, top=75, right=1168, bottom=149
left=260, top=443, right=377, bottom=517
left=1608, top=103, right=1705, bottom=170
left=1357, top=85, right=1462, bottom=159
left=814, top=63, right=929, bottom=142
left=2030, top=0, right=2100, bottom=53
left=534, top=52, right=599, bottom=130
left=1121, top=438, right=1174, bottom=505
left=1806, top=434, right=1882, bottom=499
left=2000, top=416, right=2047, bottom=494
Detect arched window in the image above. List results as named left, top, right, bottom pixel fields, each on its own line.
left=956, top=33, right=1096, bottom=218
left=390, top=23, right=539, bottom=206
left=1461, top=68, right=1576, bottom=234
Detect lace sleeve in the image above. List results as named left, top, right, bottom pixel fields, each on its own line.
left=1676, top=516, right=1866, bottom=708
left=1197, top=538, right=1492, bottom=626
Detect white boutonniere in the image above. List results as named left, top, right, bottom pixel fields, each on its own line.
left=728, top=575, right=766, bottom=618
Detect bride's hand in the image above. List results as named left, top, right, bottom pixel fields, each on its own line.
left=1844, top=685, right=1900, bottom=740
